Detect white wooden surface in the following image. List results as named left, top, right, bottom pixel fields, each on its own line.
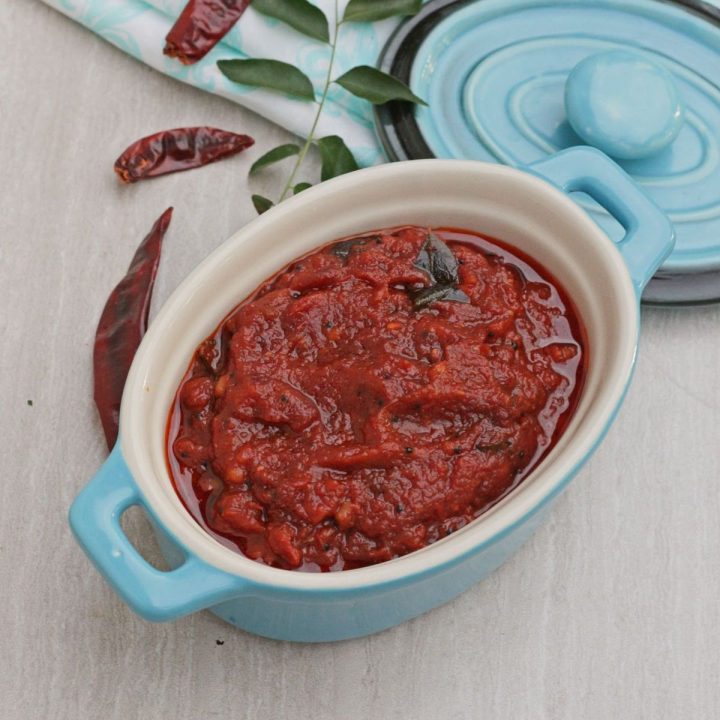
left=2, top=2, right=720, bottom=718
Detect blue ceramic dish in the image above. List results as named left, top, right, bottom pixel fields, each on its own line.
left=70, top=149, right=673, bottom=642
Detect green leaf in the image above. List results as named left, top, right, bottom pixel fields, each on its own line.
left=293, top=182, right=312, bottom=194
left=218, top=59, right=315, bottom=101
left=414, top=232, right=460, bottom=286
left=252, top=0, right=329, bottom=42
left=409, top=284, right=470, bottom=310
left=249, top=144, right=300, bottom=175
left=330, top=234, right=377, bottom=260
left=343, top=0, right=422, bottom=23
left=252, top=194, right=274, bottom=214
left=334, top=66, right=427, bottom=105
left=315, top=136, right=359, bottom=181
left=407, top=231, right=469, bottom=310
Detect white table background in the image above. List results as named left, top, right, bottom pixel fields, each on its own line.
left=2, top=1, right=720, bottom=718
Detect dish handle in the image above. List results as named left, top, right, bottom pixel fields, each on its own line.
left=69, top=444, right=248, bottom=621
left=529, top=147, right=675, bottom=294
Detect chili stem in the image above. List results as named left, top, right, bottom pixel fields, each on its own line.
left=277, top=0, right=340, bottom=202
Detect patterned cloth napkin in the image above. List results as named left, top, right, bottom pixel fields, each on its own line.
left=42, top=0, right=404, bottom=166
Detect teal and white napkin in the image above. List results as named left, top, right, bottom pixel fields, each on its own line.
left=42, top=0, right=403, bottom=166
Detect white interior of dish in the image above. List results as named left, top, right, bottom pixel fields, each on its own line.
left=121, top=160, right=638, bottom=590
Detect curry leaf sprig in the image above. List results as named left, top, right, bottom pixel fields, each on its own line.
left=217, top=0, right=425, bottom=213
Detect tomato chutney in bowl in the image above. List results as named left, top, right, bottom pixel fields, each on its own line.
left=70, top=148, right=674, bottom=641
left=168, top=226, right=586, bottom=572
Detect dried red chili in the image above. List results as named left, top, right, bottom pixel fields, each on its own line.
left=164, top=0, right=251, bottom=65
left=93, top=208, right=173, bottom=449
left=114, top=127, right=254, bottom=184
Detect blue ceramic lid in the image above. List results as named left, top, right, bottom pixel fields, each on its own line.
left=375, top=0, right=720, bottom=304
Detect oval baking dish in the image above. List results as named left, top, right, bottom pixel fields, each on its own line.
left=70, top=147, right=673, bottom=642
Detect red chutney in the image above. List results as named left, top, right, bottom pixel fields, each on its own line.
left=167, top=226, right=586, bottom=572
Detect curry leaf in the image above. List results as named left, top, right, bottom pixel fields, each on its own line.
left=218, top=59, right=315, bottom=101
left=316, top=136, right=359, bottom=181
left=414, top=232, right=460, bottom=285
left=330, top=235, right=378, bottom=260
left=252, top=0, right=330, bottom=43
left=409, top=284, right=469, bottom=310
left=249, top=144, right=300, bottom=175
left=408, top=233, right=469, bottom=310
left=252, top=194, right=274, bottom=214
left=334, top=66, right=427, bottom=105
left=343, top=0, right=422, bottom=23
left=293, top=182, right=313, bottom=194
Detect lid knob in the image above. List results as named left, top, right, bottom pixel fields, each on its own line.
left=564, top=50, right=684, bottom=160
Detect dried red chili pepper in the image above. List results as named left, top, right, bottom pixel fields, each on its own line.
left=114, top=127, right=254, bottom=183
left=164, top=0, right=251, bottom=64
left=93, top=208, right=173, bottom=449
